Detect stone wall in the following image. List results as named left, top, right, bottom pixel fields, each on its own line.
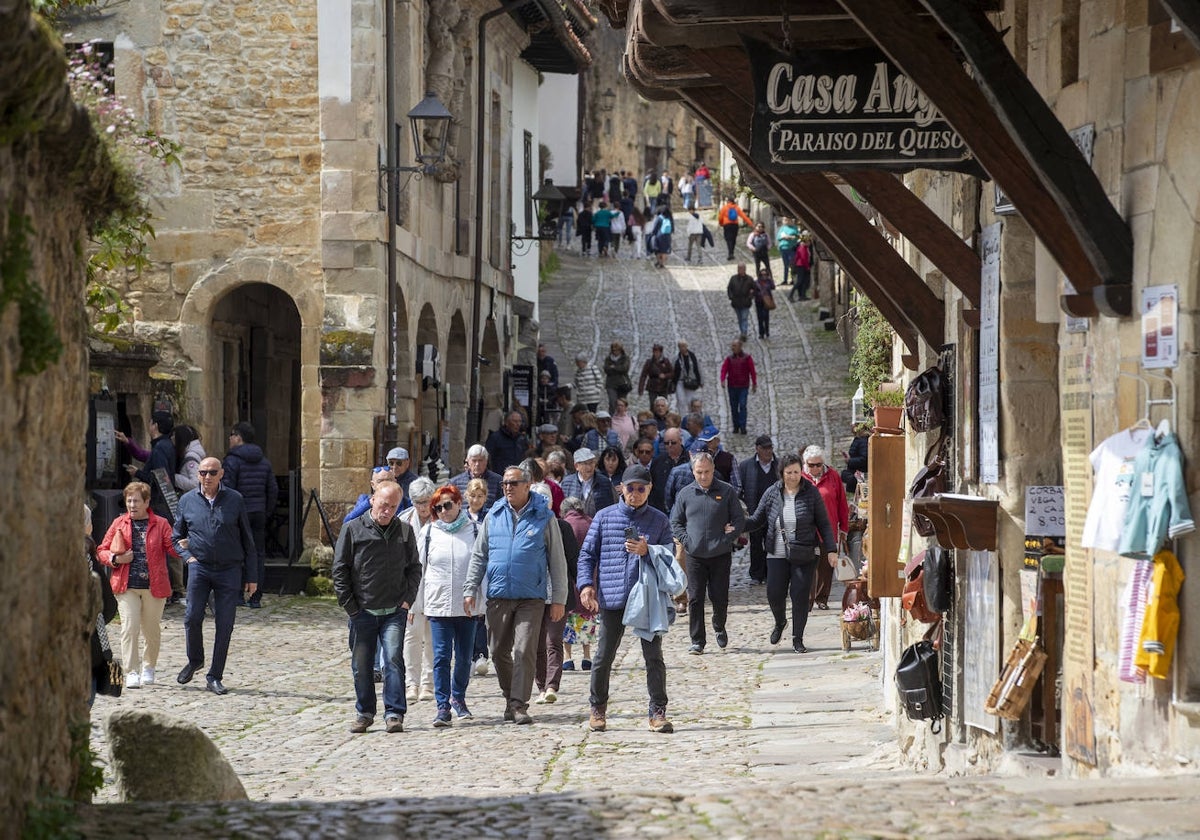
left=1, top=1, right=124, bottom=825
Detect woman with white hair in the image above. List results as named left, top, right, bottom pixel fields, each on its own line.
left=400, top=477, right=437, bottom=701
left=801, top=445, right=849, bottom=610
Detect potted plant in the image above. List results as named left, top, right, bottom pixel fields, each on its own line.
left=868, top=387, right=905, bottom=432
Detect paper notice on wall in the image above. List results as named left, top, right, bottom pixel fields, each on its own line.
left=1141, top=284, right=1178, bottom=369
left=978, top=222, right=1001, bottom=484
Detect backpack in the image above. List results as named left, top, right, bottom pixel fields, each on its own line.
left=896, top=639, right=944, bottom=730
left=727, top=206, right=738, bottom=222
left=905, top=365, right=947, bottom=432
left=659, top=216, right=673, bottom=235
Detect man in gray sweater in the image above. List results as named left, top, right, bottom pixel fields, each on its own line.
left=670, top=451, right=745, bottom=654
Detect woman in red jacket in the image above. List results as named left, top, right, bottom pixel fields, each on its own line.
left=99, top=481, right=181, bottom=689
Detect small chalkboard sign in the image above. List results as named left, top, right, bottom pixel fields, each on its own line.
left=152, top=467, right=180, bottom=523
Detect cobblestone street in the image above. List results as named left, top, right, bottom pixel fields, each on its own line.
left=79, top=246, right=1200, bottom=838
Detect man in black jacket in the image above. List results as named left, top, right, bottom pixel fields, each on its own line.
left=670, top=451, right=745, bottom=654
left=332, top=481, right=421, bottom=734
left=649, top=429, right=688, bottom=514
left=223, top=422, right=277, bottom=608
left=738, top=435, right=779, bottom=584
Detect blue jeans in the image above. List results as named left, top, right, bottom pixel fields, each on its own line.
left=734, top=307, right=750, bottom=338
left=429, top=615, right=475, bottom=709
left=558, top=217, right=573, bottom=245
left=728, top=386, right=749, bottom=431
left=184, top=562, right=242, bottom=681
left=779, top=250, right=795, bottom=285
left=349, top=608, right=408, bottom=720
left=589, top=608, right=667, bottom=709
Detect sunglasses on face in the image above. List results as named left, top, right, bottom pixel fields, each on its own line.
left=433, top=502, right=456, bottom=513
left=198, top=470, right=219, bottom=477
left=501, top=480, right=526, bottom=488
left=624, top=484, right=649, bottom=494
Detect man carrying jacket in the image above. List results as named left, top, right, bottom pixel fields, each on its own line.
left=463, top=465, right=567, bottom=725
left=671, top=451, right=745, bottom=654
left=332, top=481, right=422, bottom=734
left=223, top=421, right=277, bottom=607
left=578, top=465, right=676, bottom=733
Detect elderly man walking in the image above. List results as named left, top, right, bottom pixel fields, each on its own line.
left=463, top=465, right=567, bottom=724
left=578, top=465, right=679, bottom=733
left=332, top=481, right=422, bottom=733
left=573, top=353, right=605, bottom=413
left=449, top=444, right=504, bottom=512
left=670, top=451, right=745, bottom=654
left=738, top=435, right=779, bottom=584
left=172, top=457, right=257, bottom=695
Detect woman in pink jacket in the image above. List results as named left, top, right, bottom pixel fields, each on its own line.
left=98, top=481, right=180, bottom=689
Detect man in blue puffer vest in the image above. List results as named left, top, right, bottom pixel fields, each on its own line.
left=578, top=464, right=677, bottom=734
left=463, top=465, right=567, bottom=725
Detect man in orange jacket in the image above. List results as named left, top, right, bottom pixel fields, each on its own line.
left=716, top=196, right=753, bottom=260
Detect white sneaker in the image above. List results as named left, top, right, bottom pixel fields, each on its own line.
left=124, top=672, right=141, bottom=689
left=474, top=659, right=490, bottom=676
left=406, top=688, right=418, bottom=703
left=140, top=666, right=156, bottom=685
left=418, top=687, right=434, bottom=702
left=543, top=688, right=557, bottom=704
left=534, top=691, right=547, bottom=705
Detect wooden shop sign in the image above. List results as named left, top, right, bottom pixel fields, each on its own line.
left=746, top=42, right=981, bottom=175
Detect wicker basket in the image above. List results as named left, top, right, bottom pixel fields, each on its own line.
left=844, top=618, right=874, bottom=640
left=984, top=638, right=1048, bottom=720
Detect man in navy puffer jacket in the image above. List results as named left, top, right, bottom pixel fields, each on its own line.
left=578, top=465, right=676, bottom=734
left=223, top=422, right=278, bottom=607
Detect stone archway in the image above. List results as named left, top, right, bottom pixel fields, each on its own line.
left=480, top=317, right=503, bottom=439
left=446, top=310, right=469, bottom=468
left=415, top=303, right=441, bottom=472
left=178, top=257, right=320, bottom=477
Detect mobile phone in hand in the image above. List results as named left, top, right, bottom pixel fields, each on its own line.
left=624, top=526, right=639, bottom=541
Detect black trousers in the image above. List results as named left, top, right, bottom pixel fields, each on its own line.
left=748, top=531, right=768, bottom=582
left=722, top=224, right=739, bottom=258
left=767, top=557, right=815, bottom=646
left=687, top=552, right=732, bottom=647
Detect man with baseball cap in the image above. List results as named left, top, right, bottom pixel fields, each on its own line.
left=738, top=435, right=779, bottom=583
left=577, top=465, right=679, bottom=733
left=560, top=448, right=614, bottom=516
left=386, top=447, right=417, bottom=509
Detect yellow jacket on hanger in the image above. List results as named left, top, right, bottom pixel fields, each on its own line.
left=1134, top=549, right=1184, bottom=680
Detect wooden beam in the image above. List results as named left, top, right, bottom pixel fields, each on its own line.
left=841, top=171, right=982, bottom=310
left=649, top=0, right=1002, bottom=25
left=916, top=0, right=1133, bottom=317
left=834, top=0, right=1127, bottom=317
left=1159, top=0, right=1200, bottom=55
left=681, top=84, right=942, bottom=365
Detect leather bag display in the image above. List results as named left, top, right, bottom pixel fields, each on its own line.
left=922, top=546, right=952, bottom=613
left=910, top=434, right=948, bottom=537
left=904, top=365, right=947, bottom=432
left=895, top=639, right=944, bottom=731
left=901, top=551, right=942, bottom=624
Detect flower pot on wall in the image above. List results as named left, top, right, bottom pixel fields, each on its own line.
left=873, top=405, right=904, bottom=433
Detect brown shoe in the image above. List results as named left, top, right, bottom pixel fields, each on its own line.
left=648, top=704, right=674, bottom=733
left=349, top=715, right=372, bottom=734
left=589, top=704, right=607, bottom=732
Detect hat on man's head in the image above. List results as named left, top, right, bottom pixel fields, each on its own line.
left=754, top=434, right=774, bottom=448
left=386, top=447, right=409, bottom=461
left=570, top=403, right=587, bottom=414
left=595, top=410, right=612, bottom=420
left=573, top=447, right=597, bottom=464
left=537, top=423, right=558, bottom=435
left=621, top=465, right=653, bottom=485
left=539, top=370, right=551, bottom=379
left=698, top=427, right=720, bottom=443
left=151, top=411, right=174, bottom=435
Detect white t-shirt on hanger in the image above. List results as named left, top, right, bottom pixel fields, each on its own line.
left=1081, top=426, right=1152, bottom=551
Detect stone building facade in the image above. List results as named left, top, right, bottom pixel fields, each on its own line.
left=68, top=0, right=590, bottom=528
left=609, top=0, right=1200, bottom=778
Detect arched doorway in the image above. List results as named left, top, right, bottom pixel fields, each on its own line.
left=415, top=303, right=442, bottom=474
left=446, top=310, right=469, bottom=469
left=480, top=317, right=503, bottom=440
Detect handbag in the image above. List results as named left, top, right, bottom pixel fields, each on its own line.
left=104, top=658, right=124, bottom=698
left=922, top=546, right=952, bottom=613
left=901, top=552, right=942, bottom=624
left=895, top=636, right=944, bottom=730
left=761, top=290, right=776, bottom=310
left=777, top=509, right=818, bottom=566
left=909, top=433, right=948, bottom=537
left=905, top=365, right=947, bottom=433
left=835, top=552, right=859, bottom=582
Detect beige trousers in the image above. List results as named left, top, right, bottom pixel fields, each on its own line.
left=116, top=588, right=166, bottom=672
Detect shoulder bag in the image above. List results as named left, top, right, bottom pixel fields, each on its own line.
left=777, top=494, right=819, bottom=566
left=895, top=630, right=944, bottom=731
left=910, top=432, right=949, bottom=537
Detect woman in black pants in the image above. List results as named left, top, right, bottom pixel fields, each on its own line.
left=744, top=454, right=837, bottom=652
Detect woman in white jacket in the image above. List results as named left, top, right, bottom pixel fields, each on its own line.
left=418, top=484, right=480, bottom=727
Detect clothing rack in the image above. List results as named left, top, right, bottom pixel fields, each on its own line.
left=1118, top=367, right=1177, bottom=432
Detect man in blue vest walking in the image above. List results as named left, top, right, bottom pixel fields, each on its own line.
left=464, top=465, right=567, bottom=725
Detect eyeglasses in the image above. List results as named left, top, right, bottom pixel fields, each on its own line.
left=198, top=470, right=219, bottom=477
left=664, top=439, right=681, bottom=446
left=806, top=462, right=825, bottom=469
left=500, top=480, right=526, bottom=488
left=624, top=484, right=649, bottom=494
left=433, top=501, right=456, bottom=513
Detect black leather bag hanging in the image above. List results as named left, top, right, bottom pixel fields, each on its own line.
left=905, top=365, right=947, bottom=432
left=922, top=546, right=952, bottom=613
left=895, top=638, right=944, bottom=731
left=910, top=432, right=949, bottom=537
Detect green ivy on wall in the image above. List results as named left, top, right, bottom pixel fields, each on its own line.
left=847, top=296, right=893, bottom=405
left=1, top=210, right=63, bottom=375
